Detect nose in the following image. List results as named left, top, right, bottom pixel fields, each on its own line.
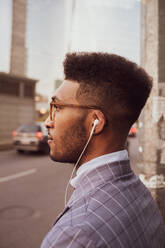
left=45, top=116, right=54, bottom=129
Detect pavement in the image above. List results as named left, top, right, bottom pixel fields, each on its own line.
left=0, top=149, right=73, bottom=248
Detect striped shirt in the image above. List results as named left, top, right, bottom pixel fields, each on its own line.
left=41, top=159, right=165, bottom=248
left=70, top=150, right=128, bottom=188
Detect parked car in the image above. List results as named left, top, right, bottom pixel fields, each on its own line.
left=12, top=122, right=49, bottom=154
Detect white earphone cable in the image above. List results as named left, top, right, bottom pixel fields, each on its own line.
left=64, top=122, right=97, bottom=207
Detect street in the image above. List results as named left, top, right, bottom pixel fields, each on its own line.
left=0, top=150, right=73, bottom=248
left=0, top=137, right=139, bottom=248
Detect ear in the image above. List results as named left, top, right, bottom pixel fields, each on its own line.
left=91, top=110, right=106, bottom=134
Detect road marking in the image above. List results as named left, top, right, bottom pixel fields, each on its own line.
left=0, top=169, right=37, bottom=183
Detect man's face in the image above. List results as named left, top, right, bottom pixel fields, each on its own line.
left=46, top=80, right=88, bottom=163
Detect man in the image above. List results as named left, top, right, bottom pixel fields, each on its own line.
left=41, top=52, right=165, bottom=248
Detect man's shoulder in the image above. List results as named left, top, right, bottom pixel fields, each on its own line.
left=58, top=174, right=146, bottom=230
left=42, top=177, right=165, bottom=248
left=66, top=171, right=150, bottom=221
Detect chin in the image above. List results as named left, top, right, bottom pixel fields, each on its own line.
left=49, top=150, right=59, bottom=162
left=50, top=155, right=76, bottom=164
left=49, top=150, right=77, bottom=164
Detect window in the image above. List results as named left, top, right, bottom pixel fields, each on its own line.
left=0, top=80, right=19, bottom=96
left=24, top=83, right=34, bottom=98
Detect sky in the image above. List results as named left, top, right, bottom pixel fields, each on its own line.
left=26, top=0, right=68, bottom=97
left=0, top=0, right=141, bottom=97
left=71, top=0, right=141, bottom=63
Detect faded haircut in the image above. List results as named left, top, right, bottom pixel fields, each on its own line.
left=63, top=52, right=152, bottom=129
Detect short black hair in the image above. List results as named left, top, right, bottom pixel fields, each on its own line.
left=63, top=52, right=152, bottom=129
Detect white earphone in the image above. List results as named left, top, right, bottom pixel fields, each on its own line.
left=93, top=119, right=99, bottom=127
left=90, top=119, right=99, bottom=136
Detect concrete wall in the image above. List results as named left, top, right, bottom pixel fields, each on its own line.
left=0, top=0, right=38, bottom=149
left=0, top=73, right=37, bottom=148
left=159, top=0, right=165, bottom=83
left=140, top=0, right=165, bottom=221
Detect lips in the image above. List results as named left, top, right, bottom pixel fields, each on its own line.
left=47, top=135, right=54, bottom=145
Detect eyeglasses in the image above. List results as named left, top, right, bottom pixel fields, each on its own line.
left=50, top=101, right=103, bottom=121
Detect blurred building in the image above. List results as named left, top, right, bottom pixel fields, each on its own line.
left=139, top=0, right=165, bottom=221
left=0, top=0, right=37, bottom=149
left=35, top=93, right=49, bottom=122
left=0, top=73, right=36, bottom=148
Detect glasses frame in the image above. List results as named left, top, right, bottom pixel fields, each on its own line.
left=50, top=101, right=103, bottom=121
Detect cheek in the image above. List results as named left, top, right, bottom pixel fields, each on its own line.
left=50, top=114, right=72, bottom=145
left=54, top=110, right=80, bottom=133
left=52, top=109, right=88, bottom=145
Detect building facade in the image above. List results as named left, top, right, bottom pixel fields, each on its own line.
left=0, top=73, right=37, bottom=148
left=0, top=0, right=37, bottom=149
left=139, top=0, right=165, bottom=221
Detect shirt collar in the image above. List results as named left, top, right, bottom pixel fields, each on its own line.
left=70, top=149, right=128, bottom=188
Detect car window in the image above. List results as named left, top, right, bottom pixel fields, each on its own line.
left=17, top=124, right=41, bottom=133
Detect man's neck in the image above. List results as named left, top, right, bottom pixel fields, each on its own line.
left=77, top=143, right=126, bottom=169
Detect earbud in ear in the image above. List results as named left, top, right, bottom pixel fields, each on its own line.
left=93, top=119, right=99, bottom=126
left=90, top=119, right=99, bottom=136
